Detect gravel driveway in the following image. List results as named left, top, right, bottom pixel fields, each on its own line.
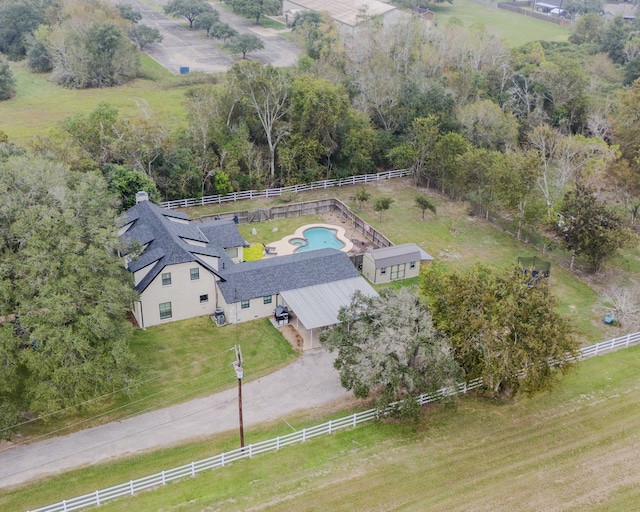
left=117, top=0, right=301, bottom=74
left=0, top=349, right=350, bottom=490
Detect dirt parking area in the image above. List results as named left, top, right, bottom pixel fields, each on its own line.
left=113, top=0, right=301, bottom=74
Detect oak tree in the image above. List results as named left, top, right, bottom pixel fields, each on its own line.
left=422, top=264, right=579, bottom=398
left=321, top=288, right=461, bottom=416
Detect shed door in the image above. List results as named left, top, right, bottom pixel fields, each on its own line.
left=390, top=263, right=406, bottom=280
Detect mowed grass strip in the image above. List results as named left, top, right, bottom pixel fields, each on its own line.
left=430, top=0, right=570, bottom=47
left=7, top=346, right=640, bottom=512
left=19, top=316, right=298, bottom=439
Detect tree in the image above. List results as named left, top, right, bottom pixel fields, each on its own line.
left=456, top=99, right=519, bottom=151
left=415, top=195, right=436, bottom=219
left=555, top=185, right=635, bottom=272
left=117, top=3, right=143, bottom=23
left=0, top=155, right=138, bottom=435
left=0, top=58, right=16, bottom=101
left=421, top=264, right=579, bottom=398
left=569, top=13, right=604, bottom=45
left=164, top=0, right=214, bottom=29
left=354, top=188, right=371, bottom=210
left=0, top=0, right=48, bottom=59
left=193, top=10, right=220, bottom=37
left=210, top=22, right=238, bottom=43
left=289, top=75, right=349, bottom=173
left=26, top=27, right=52, bottom=73
left=492, top=150, right=545, bottom=241
left=373, top=196, right=394, bottom=221
left=104, top=164, right=160, bottom=210
left=229, top=33, right=264, bottom=59
left=228, top=61, right=290, bottom=182
left=48, top=15, right=140, bottom=89
left=320, top=288, right=461, bottom=416
left=129, top=24, right=163, bottom=50
left=63, top=103, right=121, bottom=165
left=599, top=16, right=630, bottom=65
left=227, top=0, right=280, bottom=25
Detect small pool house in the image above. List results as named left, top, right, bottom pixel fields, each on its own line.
left=362, top=243, right=433, bottom=284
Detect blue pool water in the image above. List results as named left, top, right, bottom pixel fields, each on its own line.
left=291, top=227, right=345, bottom=253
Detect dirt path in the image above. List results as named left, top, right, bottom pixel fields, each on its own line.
left=0, top=348, right=350, bottom=490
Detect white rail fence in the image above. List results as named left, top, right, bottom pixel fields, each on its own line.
left=27, top=331, right=640, bottom=512
left=160, top=169, right=413, bottom=209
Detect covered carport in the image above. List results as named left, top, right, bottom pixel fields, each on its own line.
left=279, top=276, right=378, bottom=350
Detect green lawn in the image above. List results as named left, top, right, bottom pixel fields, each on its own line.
left=430, top=0, right=570, bottom=47
left=6, top=345, right=639, bottom=512
left=20, top=317, right=298, bottom=439
left=0, top=59, right=193, bottom=144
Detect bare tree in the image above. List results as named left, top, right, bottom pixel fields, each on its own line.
left=228, top=62, right=290, bottom=183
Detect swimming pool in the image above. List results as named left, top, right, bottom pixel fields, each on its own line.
left=290, top=227, right=345, bottom=253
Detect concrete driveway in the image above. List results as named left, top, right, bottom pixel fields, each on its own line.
left=117, top=0, right=301, bottom=74
left=0, top=349, right=351, bottom=490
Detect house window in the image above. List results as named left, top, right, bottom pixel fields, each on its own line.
left=241, top=300, right=250, bottom=309
left=190, top=267, right=200, bottom=280
left=200, top=294, right=209, bottom=303
left=380, top=267, right=387, bottom=275
left=263, top=295, right=272, bottom=305
left=225, top=247, right=238, bottom=259
left=159, top=302, right=172, bottom=319
left=161, top=272, right=172, bottom=286
left=410, top=261, right=416, bottom=269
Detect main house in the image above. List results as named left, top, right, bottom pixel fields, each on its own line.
left=119, top=193, right=376, bottom=346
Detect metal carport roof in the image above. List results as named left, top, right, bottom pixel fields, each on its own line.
left=280, top=277, right=378, bottom=330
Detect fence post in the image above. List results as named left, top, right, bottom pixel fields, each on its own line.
left=328, top=420, right=332, bottom=434
left=62, top=500, right=68, bottom=512
left=95, top=490, right=100, bottom=506
left=276, top=436, right=280, bottom=450
left=162, top=470, right=166, bottom=485
left=191, top=462, right=196, bottom=477
left=627, top=333, right=631, bottom=346
left=130, top=481, right=134, bottom=496
left=302, top=428, right=306, bottom=442
left=221, top=452, right=225, bottom=466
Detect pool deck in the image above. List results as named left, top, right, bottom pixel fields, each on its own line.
left=264, top=223, right=354, bottom=257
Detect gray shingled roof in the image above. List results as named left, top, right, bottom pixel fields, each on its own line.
left=217, top=248, right=359, bottom=303
left=368, top=243, right=433, bottom=268
left=198, top=220, right=248, bottom=250
left=120, top=201, right=226, bottom=293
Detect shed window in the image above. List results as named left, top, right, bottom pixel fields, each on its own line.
left=190, top=267, right=200, bottom=280
left=410, top=261, right=416, bottom=269
left=380, top=267, right=387, bottom=275
left=159, top=302, right=172, bottom=319
left=200, top=294, right=209, bottom=303
left=241, top=300, right=250, bottom=309
left=161, top=272, right=172, bottom=286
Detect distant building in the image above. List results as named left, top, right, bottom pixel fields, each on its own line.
left=282, top=0, right=404, bottom=37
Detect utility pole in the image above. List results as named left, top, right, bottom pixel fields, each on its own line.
left=232, top=344, right=244, bottom=448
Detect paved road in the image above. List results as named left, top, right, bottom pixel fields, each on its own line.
left=0, top=348, right=350, bottom=490
left=118, top=0, right=300, bottom=74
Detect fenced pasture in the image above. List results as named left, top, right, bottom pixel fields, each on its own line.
left=430, top=0, right=570, bottom=47
left=25, top=332, right=640, bottom=512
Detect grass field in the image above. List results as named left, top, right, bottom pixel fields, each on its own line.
left=0, top=59, right=194, bottom=144
left=19, top=316, right=298, bottom=440
left=430, top=0, right=570, bottom=47
left=5, top=345, right=639, bottom=511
